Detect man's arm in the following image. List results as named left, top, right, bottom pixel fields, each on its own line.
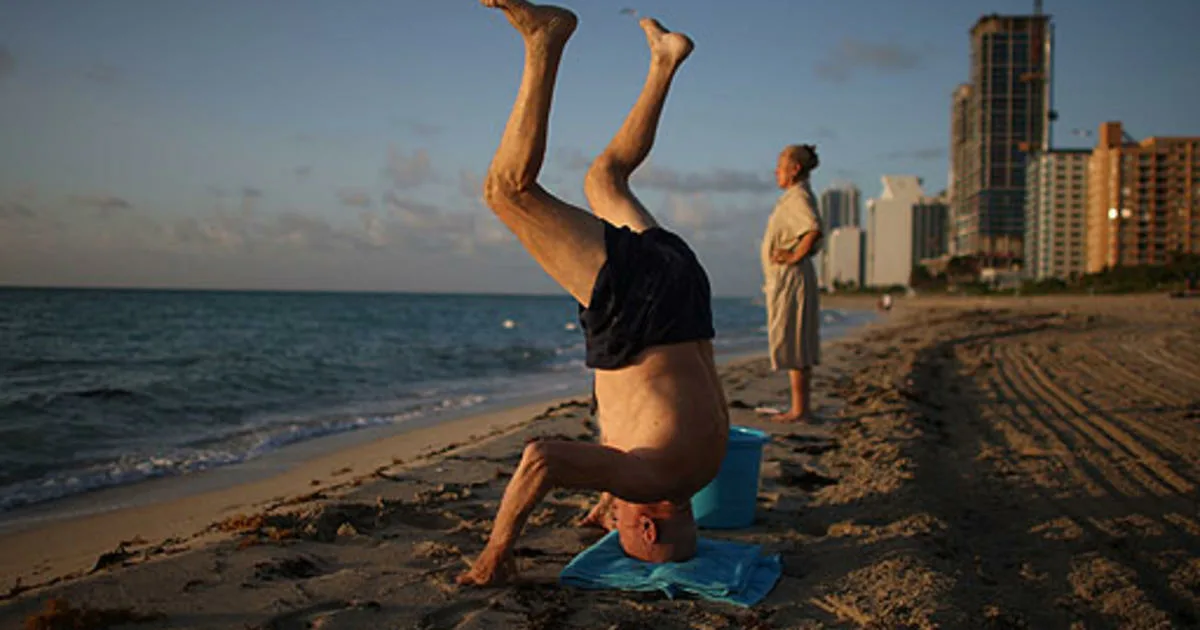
left=456, top=440, right=664, bottom=586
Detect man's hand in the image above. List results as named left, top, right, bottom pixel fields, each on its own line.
left=456, top=545, right=517, bottom=587
left=771, top=248, right=797, bottom=265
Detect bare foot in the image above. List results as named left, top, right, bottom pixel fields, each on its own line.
left=639, top=17, right=694, bottom=67
left=456, top=546, right=517, bottom=587
left=769, top=410, right=813, bottom=424
left=482, top=0, right=577, bottom=46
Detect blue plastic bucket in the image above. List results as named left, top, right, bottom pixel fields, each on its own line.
left=691, top=426, right=770, bottom=529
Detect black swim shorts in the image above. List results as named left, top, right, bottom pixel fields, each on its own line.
left=578, top=222, right=715, bottom=370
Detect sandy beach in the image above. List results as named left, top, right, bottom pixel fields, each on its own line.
left=2, top=293, right=1198, bottom=629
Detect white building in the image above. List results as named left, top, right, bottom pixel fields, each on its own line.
left=867, top=176, right=926, bottom=287
left=1025, top=149, right=1090, bottom=280
left=826, top=226, right=865, bottom=288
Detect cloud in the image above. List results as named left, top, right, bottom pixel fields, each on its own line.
left=0, top=201, right=34, bottom=219
left=294, top=165, right=313, bottom=180
left=409, top=121, right=443, bottom=138
left=632, top=165, right=775, bottom=194
left=381, top=190, right=513, bottom=251
left=205, top=185, right=229, bottom=199
left=0, top=45, right=13, bottom=81
left=237, top=187, right=263, bottom=214
left=383, top=146, right=434, bottom=189
left=665, top=193, right=717, bottom=237
left=815, top=38, right=924, bottom=82
left=383, top=191, right=443, bottom=227
left=69, top=194, right=133, bottom=215
left=0, top=200, right=543, bottom=293
left=81, top=63, right=122, bottom=85
left=358, top=211, right=388, bottom=248
left=337, top=188, right=373, bottom=208
left=552, top=149, right=773, bottom=195
left=458, top=169, right=484, bottom=202
left=389, top=118, right=444, bottom=139
left=882, top=147, right=946, bottom=162
left=814, top=126, right=839, bottom=141
left=659, top=192, right=767, bottom=244
left=553, top=147, right=594, bottom=172
left=261, top=212, right=356, bottom=251
left=14, top=183, right=37, bottom=201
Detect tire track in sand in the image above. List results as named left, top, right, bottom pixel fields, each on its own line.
left=1032, top=345, right=1200, bottom=488
left=1124, top=332, right=1200, bottom=396
left=985, top=345, right=1108, bottom=498
left=1008, top=347, right=1197, bottom=496
left=1075, top=344, right=1192, bottom=409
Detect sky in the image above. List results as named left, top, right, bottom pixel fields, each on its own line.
left=1, top=0, right=1197, bottom=297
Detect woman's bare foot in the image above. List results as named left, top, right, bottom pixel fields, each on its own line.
left=482, top=0, right=577, bottom=47
left=769, top=409, right=813, bottom=424
left=639, top=17, right=694, bottom=68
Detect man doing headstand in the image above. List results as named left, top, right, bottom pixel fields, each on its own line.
left=457, top=0, right=729, bottom=586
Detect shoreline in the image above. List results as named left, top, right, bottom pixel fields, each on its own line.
left=0, top=303, right=879, bottom=593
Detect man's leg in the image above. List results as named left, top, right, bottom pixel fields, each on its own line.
left=583, top=18, right=693, bottom=232
left=458, top=0, right=612, bottom=588
left=481, top=0, right=607, bottom=306
left=577, top=18, right=694, bottom=526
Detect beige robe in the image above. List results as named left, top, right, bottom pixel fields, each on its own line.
left=761, top=181, right=822, bottom=370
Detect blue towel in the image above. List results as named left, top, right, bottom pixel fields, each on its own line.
left=558, top=531, right=782, bottom=607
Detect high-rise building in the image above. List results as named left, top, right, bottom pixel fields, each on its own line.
left=1087, top=121, right=1200, bottom=273
left=818, top=182, right=862, bottom=231
left=949, top=83, right=973, bottom=255
left=826, top=226, right=865, bottom=288
left=913, top=194, right=950, bottom=264
left=1025, top=149, right=1089, bottom=280
left=951, top=12, right=1055, bottom=264
left=867, top=176, right=925, bottom=287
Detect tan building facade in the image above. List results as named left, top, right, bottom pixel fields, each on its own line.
left=1087, top=122, right=1200, bottom=272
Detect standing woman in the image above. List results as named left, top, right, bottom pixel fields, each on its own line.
left=760, top=144, right=823, bottom=423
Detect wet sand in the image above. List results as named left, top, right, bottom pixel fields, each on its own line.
left=3, top=293, right=1199, bottom=629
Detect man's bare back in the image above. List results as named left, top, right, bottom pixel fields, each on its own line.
left=456, top=0, right=729, bottom=587
left=594, top=341, right=728, bottom=494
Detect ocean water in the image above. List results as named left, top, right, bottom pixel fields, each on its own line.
left=0, top=288, right=873, bottom=513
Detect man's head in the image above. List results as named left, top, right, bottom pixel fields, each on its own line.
left=612, top=499, right=698, bottom=563
left=775, top=144, right=820, bottom=188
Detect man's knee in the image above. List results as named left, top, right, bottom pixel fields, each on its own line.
left=584, top=154, right=630, bottom=197
left=520, top=440, right=554, bottom=475
left=483, top=171, right=534, bottom=210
